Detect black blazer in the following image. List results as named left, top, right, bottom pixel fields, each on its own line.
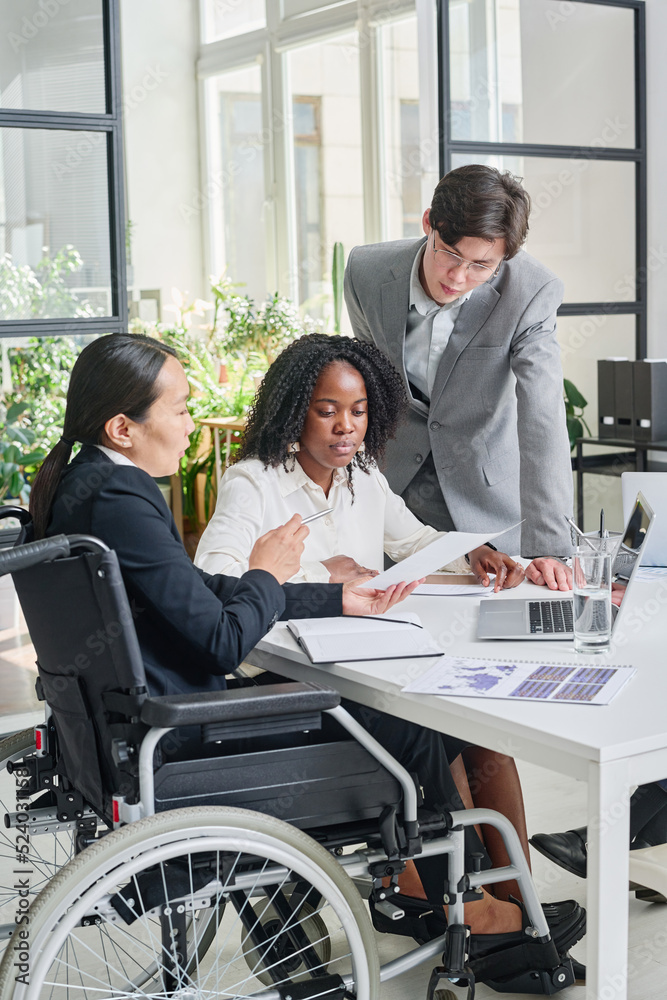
left=48, top=447, right=342, bottom=696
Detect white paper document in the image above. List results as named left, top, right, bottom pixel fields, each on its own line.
left=414, top=584, right=489, bottom=596
left=361, top=522, right=522, bottom=589
left=402, top=655, right=635, bottom=705
left=286, top=613, right=442, bottom=664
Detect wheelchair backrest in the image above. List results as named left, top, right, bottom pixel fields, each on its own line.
left=3, top=529, right=149, bottom=819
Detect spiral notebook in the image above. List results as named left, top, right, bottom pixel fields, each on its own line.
left=402, top=655, right=635, bottom=705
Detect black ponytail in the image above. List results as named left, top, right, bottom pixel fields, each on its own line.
left=30, top=333, right=178, bottom=538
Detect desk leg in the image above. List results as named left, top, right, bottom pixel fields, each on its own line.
left=586, top=758, right=631, bottom=1000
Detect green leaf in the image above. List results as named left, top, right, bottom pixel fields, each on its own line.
left=21, top=449, right=46, bottom=466
left=6, top=401, right=29, bottom=421
left=566, top=416, right=583, bottom=451
left=563, top=378, right=587, bottom=409
left=7, top=426, right=31, bottom=446
left=9, top=471, right=21, bottom=497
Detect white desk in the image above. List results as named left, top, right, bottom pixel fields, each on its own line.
left=246, top=575, right=667, bottom=1000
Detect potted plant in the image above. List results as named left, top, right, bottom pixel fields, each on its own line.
left=0, top=401, right=46, bottom=505
left=564, top=378, right=592, bottom=451
left=0, top=401, right=46, bottom=630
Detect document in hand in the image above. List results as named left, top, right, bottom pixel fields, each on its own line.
left=286, top=613, right=442, bottom=664
left=360, top=522, right=522, bottom=589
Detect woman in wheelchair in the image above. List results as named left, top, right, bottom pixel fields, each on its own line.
left=23, top=333, right=584, bottom=992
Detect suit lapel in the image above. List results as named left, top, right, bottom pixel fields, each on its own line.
left=377, top=237, right=427, bottom=381
left=429, top=283, right=501, bottom=408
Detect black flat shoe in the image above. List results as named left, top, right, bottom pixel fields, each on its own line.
left=369, top=893, right=586, bottom=954
left=530, top=826, right=588, bottom=878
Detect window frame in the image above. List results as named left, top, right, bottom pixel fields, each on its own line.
left=438, top=0, right=647, bottom=358
left=0, top=0, right=127, bottom=340
left=196, top=0, right=425, bottom=303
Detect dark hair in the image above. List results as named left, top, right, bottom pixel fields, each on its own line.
left=238, top=334, right=407, bottom=491
left=30, top=333, right=178, bottom=538
left=429, top=164, right=530, bottom=260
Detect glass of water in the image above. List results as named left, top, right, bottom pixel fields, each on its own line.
left=573, top=548, right=613, bottom=653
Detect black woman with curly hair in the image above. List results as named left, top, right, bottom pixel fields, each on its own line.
left=196, top=334, right=523, bottom=590
left=195, top=335, right=582, bottom=928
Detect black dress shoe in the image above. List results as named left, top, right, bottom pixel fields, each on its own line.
left=529, top=826, right=588, bottom=878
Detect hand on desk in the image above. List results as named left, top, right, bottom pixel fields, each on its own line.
left=467, top=546, right=524, bottom=593
left=342, top=578, right=423, bottom=616
left=525, top=558, right=572, bottom=591
left=322, top=554, right=379, bottom=583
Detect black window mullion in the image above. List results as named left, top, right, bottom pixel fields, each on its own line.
left=634, top=2, right=648, bottom=358
left=0, top=0, right=125, bottom=339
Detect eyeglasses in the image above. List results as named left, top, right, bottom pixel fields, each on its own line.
left=431, top=233, right=500, bottom=283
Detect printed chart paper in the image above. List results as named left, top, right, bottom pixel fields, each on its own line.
left=402, top=655, right=635, bottom=705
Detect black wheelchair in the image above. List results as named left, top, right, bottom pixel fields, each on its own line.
left=0, top=506, right=581, bottom=1000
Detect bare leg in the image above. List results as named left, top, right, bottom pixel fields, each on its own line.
left=395, top=864, right=522, bottom=933
left=396, top=752, right=523, bottom=929
left=462, top=746, right=531, bottom=901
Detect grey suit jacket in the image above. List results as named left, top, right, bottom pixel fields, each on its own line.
left=344, top=237, right=573, bottom=557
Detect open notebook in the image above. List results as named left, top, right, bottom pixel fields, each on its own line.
left=286, top=613, right=441, bottom=664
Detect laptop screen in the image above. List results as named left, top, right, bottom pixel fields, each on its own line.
left=610, top=491, right=656, bottom=633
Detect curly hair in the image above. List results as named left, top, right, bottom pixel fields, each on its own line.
left=238, top=334, right=407, bottom=489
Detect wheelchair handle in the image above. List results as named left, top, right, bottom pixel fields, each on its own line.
left=0, top=505, right=32, bottom=525
left=0, top=533, right=109, bottom=577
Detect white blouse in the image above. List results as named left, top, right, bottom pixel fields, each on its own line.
left=195, top=457, right=470, bottom=583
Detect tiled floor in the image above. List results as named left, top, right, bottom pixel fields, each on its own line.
left=1, top=611, right=666, bottom=998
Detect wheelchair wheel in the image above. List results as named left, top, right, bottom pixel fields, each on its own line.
left=0, top=729, right=80, bottom=957
left=0, top=805, right=380, bottom=1000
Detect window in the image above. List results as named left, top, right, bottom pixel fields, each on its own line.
left=287, top=33, right=364, bottom=311
left=292, top=97, right=322, bottom=307
left=441, top=0, right=646, bottom=443
left=0, top=0, right=126, bottom=339
left=380, top=15, right=423, bottom=240
left=197, top=2, right=423, bottom=316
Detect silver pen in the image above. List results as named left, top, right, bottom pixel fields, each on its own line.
left=301, top=507, right=334, bottom=525
left=563, top=514, right=598, bottom=552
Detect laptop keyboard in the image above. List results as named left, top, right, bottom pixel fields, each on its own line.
left=528, top=600, right=574, bottom=634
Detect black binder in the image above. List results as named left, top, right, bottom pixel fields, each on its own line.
left=614, top=360, right=634, bottom=437
left=632, top=361, right=667, bottom=442
left=597, top=360, right=616, bottom=439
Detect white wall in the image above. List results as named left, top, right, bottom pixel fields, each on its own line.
left=119, top=0, right=205, bottom=314
left=645, top=0, right=667, bottom=358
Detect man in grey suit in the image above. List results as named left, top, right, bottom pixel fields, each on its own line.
left=344, top=164, right=572, bottom=588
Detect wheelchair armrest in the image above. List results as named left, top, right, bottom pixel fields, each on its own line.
left=140, top=681, right=340, bottom=728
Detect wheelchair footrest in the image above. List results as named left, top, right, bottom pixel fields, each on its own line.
left=480, top=957, right=575, bottom=996
left=276, top=973, right=347, bottom=998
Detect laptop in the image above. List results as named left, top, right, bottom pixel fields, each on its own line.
left=477, top=492, right=656, bottom=641
left=621, top=473, right=667, bottom=567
